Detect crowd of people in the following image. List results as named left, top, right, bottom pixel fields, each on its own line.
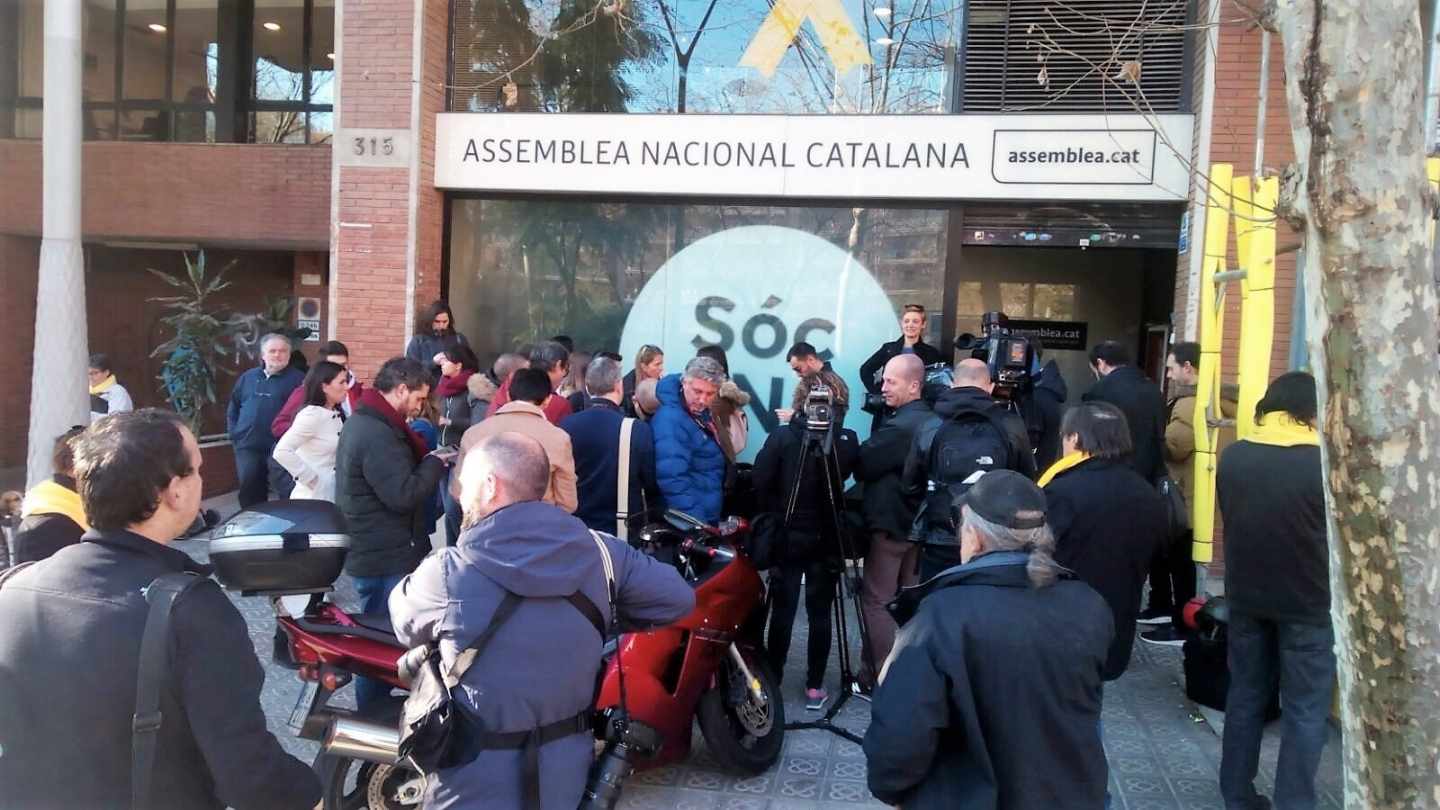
left=0, top=298, right=1337, bottom=810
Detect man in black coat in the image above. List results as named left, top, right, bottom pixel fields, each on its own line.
left=864, top=470, right=1113, bottom=809
left=1083, top=340, right=1166, bottom=483
left=0, top=410, right=320, bottom=810
left=904, top=359, right=1036, bottom=578
left=854, top=353, right=932, bottom=681
left=559, top=355, right=661, bottom=535
left=335, top=356, right=450, bottom=710
left=1043, top=401, right=1168, bottom=684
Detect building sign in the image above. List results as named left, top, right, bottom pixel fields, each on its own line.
left=1005, top=319, right=1089, bottom=352
left=619, top=225, right=899, bottom=460
left=434, top=113, right=1193, bottom=202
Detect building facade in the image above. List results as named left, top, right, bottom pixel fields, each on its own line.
left=1, top=0, right=1300, bottom=536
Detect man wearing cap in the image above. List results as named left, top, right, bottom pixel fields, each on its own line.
left=863, top=471, right=1114, bottom=809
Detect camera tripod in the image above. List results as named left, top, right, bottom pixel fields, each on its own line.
left=777, top=423, right=874, bottom=746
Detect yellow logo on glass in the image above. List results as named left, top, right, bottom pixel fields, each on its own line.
left=739, top=0, right=873, bottom=78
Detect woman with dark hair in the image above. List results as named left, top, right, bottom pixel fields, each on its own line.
left=272, top=361, right=348, bottom=501
left=405, top=300, right=470, bottom=380
left=858, top=304, right=943, bottom=431
left=436, top=344, right=482, bottom=447
left=622, top=344, right=665, bottom=417
left=1039, top=400, right=1167, bottom=787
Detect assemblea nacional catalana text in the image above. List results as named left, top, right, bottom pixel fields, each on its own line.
left=461, top=138, right=972, bottom=170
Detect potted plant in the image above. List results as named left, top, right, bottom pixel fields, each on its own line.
left=149, top=251, right=243, bottom=436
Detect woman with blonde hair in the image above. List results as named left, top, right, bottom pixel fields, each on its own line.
left=623, top=344, right=665, bottom=417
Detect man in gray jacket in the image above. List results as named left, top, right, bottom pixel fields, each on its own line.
left=390, top=431, right=694, bottom=809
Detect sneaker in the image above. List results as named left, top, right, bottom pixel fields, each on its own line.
left=805, top=688, right=828, bottom=711
left=1139, top=625, right=1188, bottom=647
left=1136, top=607, right=1172, bottom=625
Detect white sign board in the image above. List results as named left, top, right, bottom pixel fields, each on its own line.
left=434, top=113, right=1193, bottom=202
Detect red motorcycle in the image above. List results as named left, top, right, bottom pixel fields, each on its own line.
left=211, top=503, right=783, bottom=810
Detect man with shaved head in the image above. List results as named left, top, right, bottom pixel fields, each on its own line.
left=905, top=356, right=1036, bottom=579
left=854, top=352, right=933, bottom=683
left=390, top=431, right=693, bottom=809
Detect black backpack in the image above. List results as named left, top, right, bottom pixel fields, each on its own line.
left=917, top=408, right=1015, bottom=543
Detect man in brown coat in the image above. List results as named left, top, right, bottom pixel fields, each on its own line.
left=1141, top=341, right=1237, bottom=645
left=454, top=368, right=579, bottom=517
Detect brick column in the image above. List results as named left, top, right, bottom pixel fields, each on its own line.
left=329, top=0, right=448, bottom=381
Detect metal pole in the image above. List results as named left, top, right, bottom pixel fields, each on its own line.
left=1254, top=29, right=1270, bottom=180
left=27, top=0, right=90, bottom=486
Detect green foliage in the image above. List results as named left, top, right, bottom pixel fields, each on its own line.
left=148, top=251, right=244, bottom=435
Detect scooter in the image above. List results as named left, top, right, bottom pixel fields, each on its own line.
left=269, top=510, right=783, bottom=810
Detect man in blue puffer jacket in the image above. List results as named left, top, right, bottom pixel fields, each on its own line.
left=651, top=358, right=728, bottom=523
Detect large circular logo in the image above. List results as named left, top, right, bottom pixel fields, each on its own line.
left=620, top=225, right=899, bottom=461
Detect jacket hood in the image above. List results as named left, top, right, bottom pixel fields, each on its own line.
left=718, top=380, right=750, bottom=407
left=1170, top=381, right=1239, bottom=414
left=932, top=386, right=998, bottom=419
left=457, top=501, right=597, bottom=598
left=657, top=373, right=684, bottom=408
left=1035, top=359, right=1068, bottom=400
left=467, top=373, right=498, bottom=401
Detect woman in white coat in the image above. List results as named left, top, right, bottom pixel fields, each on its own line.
left=272, top=361, right=348, bottom=501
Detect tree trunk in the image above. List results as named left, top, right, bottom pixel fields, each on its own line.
left=1271, top=1, right=1440, bottom=806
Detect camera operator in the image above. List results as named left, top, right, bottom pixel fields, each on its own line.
left=854, top=354, right=932, bottom=681
left=904, top=359, right=1037, bottom=580
left=859, top=304, right=942, bottom=433
left=753, top=374, right=859, bottom=711
left=1016, top=342, right=1068, bottom=471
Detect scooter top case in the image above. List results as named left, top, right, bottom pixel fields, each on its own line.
left=209, top=500, right=350, bottom=595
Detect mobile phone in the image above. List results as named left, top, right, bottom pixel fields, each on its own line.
left=431, top=445, right=460, bottom=463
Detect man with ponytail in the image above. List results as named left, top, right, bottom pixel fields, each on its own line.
left=863, top=470, right=1114, bottom=809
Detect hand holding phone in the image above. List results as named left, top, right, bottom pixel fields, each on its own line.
left=430, top=445, right=460, bottom=464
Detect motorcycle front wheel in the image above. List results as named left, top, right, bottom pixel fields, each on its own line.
left=695, top=651, right=785, bottom=774
left=313, top=753, right=425, bottom=810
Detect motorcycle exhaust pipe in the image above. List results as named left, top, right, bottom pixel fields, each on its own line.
left=323, top=716, right=401, bottom=765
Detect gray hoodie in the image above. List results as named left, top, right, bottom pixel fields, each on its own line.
left=390, top=500, right=693, bottom=809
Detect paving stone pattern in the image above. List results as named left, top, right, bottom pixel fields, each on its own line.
left=178, top=514, right=1342, bottom=810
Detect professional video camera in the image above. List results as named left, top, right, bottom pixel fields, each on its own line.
left=954, top=311, right=1034, bottom=401
left=803, top=385, right=835, bottom=431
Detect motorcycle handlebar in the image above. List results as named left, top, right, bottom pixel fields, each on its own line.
left=680, top=537, right=736, bottom=563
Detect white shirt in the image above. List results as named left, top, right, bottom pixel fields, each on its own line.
left=272, top=405, right=343, bottom=501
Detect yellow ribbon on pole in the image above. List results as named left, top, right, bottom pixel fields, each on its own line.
left=740, top=0, right=873, bottom=78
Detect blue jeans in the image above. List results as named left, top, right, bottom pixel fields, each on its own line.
left=441, top=470, right=464, bottom=547
left=352, top=573, right=406, bottom=711
left=1220, top=612, right=1336, bottom=810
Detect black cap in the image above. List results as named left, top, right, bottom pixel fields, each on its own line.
left=954, top=470, right=1047, bottom=530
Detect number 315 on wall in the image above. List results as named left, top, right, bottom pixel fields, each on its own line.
left=339, top=129, right=409, bottom=167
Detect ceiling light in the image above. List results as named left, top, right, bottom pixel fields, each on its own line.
left=874, top=36, right=895, bottom=46
left=326, top=52, right=335, bottom=60
left=873, top=7, right=892, bottom=17
left=262, top=21, right=281, bottom=31
left=148, top=23, right=167, bottom=32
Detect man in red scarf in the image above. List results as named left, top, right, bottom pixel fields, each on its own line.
left=335, top=356, right=450, bottom=710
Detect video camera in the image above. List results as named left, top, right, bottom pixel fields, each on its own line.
left=802, top=385, right=835, bottom=432
left=954, top=311, right=1034, bottom=401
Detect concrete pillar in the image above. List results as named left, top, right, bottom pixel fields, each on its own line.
left=27, top=0, right=90, bottom=486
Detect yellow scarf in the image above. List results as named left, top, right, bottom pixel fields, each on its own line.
left=20, top=479, right=90, bottom=531
left=1038, top=451, right=1091, bottom=488
left=89, top=374, right=118, bottom=396
left=1248, top=413, right=1320, bottom=448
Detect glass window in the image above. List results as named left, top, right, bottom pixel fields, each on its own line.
left=124, top=0, right=169, bottom=100
left=173, top=0, right=217, bottom=103
left=449, top=198, right=948, bottom=453
left=310, top=0, right=334, bottom=104
left=16, top=0, right=43, bottom=98
left=253, top=0, right=304, bottom=102
left=119, top=108, right=169, bottom=140
left=450, top=0, right=963, bottom=115
left=84, top=0, right=120, bottom=102
left=251, top=109, right=307, bottom=143
left=307, top=109, right=333, bottom=143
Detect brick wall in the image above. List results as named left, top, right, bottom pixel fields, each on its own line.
left=0, top=235, right=40, bottom=472
left=330, top=0, right=449, bottom=382
left=0, top=141, right=331, bottom=249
